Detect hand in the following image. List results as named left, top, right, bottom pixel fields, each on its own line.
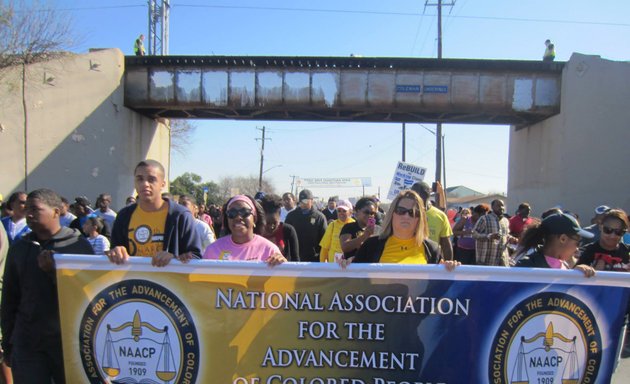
left=37, top=250, right=56, bottom=272
left=364, top=225, right=375, bottom=237
left=488, top=233, right=501, bottom=241
left=177, top=252, right=194, bottom=264
left=266, top=253, right=287, bottom=267
left=338, top=256, right=354, bottom=269
left=106, top=246, right=130, bottom=265
left=152, top=251, right=175, bottom=267
left=440, top=260, right=461, bottom=272
left=574, top=264, right=596, bottom=278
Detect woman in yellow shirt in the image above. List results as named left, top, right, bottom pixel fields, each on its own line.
left=341, top=190, right=458, bottom=269
left=319, top=199, right=355, bottom=262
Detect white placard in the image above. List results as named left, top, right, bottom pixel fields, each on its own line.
left=387, top=161, right=427, bottom=200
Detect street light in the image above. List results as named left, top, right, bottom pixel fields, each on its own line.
left=259, top=165, right=283, bottom=190
left=263, top=164, right=282, bottom=174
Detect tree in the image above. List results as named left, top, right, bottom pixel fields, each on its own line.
left=169, top=172, right=221, bottom=205
left=217, top=176, right=277, bottom=201
left=0, top=0, right=77, bottom=69
left=169, top=119, right=196, bottom=156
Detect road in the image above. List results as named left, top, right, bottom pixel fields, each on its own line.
left=612, top=355, right=630, bottom=383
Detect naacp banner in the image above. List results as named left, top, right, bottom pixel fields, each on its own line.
left=56, top=256, right=630, bottom=384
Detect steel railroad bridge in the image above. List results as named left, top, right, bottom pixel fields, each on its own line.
left=124, top=55, right=564, bottom=126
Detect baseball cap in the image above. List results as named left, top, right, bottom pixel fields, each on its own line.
left=541, top=213, right=594, bottom=239
left=298, top=189, right=313, bottom=202
left=336, top=199, right=353, bottom=212
left=411, top=181, right=431, bottom=199
left=594, top=205, right=611, bottom=215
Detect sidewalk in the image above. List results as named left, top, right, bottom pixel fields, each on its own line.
left=612, top=356, right=630, bottom=383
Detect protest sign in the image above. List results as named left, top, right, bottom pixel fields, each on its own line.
left=387, top=162, right=427, bottom=200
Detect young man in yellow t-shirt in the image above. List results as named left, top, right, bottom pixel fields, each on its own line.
left=411, top=181, right=454, bottom=261
left=106, top=160, right=201, bottom=266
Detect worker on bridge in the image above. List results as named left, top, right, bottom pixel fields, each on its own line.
left=134, top=34, right=145, bottom=56
left=543, top=39, right=555, bottom=61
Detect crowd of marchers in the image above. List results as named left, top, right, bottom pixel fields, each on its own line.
left=0, top=158, right=628, bottom=383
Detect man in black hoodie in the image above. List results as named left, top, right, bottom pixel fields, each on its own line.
left=1, top=189, right=94, bottom=383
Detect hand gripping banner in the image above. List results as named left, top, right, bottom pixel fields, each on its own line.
left=56, top=256, right=630, bottom=384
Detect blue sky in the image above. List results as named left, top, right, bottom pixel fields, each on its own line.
left=44, top=0, right=630, bottom=201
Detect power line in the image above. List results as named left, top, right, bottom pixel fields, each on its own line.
left=171, top=4, right=630, bottom=27
left=20, top=4, right=630, bottom=27
left=25, top=5, right=145, bottom=12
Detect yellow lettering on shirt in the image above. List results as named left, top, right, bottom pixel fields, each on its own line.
left=380, top=236, right=427, bottom=264
left=127, top=204, right=168, bottom=257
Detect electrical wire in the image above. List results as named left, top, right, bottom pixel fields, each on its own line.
left=171, top=4, right=630, bottom=27
left=22, top=3, right=630, bottom=28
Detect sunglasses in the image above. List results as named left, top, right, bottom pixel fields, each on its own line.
left=361, top=209, right=376, bottom=216
left=602, top=226, right=626, bottom=237
left=18, top=200, right=27, bottom=205
left=226, top=208, right=253, bottom=219
left=394, top=206, right=420, bottom=218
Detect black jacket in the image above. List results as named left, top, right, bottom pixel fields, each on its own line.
left=353, top=236, right=442, bottom=264
left=285, top=207, right=327, bottom=262
left=1, top=227, right=94, bottom=356
left=515, top=248, right=554, bottom=268
left=111, top=200, right=202, bottom=258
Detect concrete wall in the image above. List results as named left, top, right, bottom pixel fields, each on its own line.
left=508, top=53, right=630, bottom=222
left=0, top=49, right=169, bottom=210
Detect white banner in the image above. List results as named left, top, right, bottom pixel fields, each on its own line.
left=298, top=177, right=371, bottom=188
left=387, top=161, right=427, bottom=200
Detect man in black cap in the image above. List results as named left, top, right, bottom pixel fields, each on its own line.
left=322, top=196, right=338, bottom=224
left=285, top=189, right=327, bottom=262
left=411, top=181, right=454, bottom=261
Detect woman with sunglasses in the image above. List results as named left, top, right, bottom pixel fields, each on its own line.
left=202, top=195, right=286, bottom=266
left=339, top=197, right=380, bottom=259
left=340, top=190, right=458, bottom=269
left=576, top=208, right=629, bottom=271
left=577, top=209, right=630, bottom=361
left=514, top=213, right=596, bottom=276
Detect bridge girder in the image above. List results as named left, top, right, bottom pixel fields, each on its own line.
left=124, top=55, right=563, bottom=126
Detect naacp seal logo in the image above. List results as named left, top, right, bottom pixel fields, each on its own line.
left=489, top=292, right=602, bottom=384
left=80, top=280, right=200, bottom=383
left=134, top=225, right=152, bottom=244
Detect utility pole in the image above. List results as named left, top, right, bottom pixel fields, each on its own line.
left=289, top=175, right=298, bottom=196
left=148, top=0, right=170, bottom=55
left=256, top=126, right=271, bottom=191
left=424, top=0, right=455, bottom=184
left=402, top=123, right=406, bottom=162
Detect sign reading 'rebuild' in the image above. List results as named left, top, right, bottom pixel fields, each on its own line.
left=387, top=161, right=427, bottom=200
